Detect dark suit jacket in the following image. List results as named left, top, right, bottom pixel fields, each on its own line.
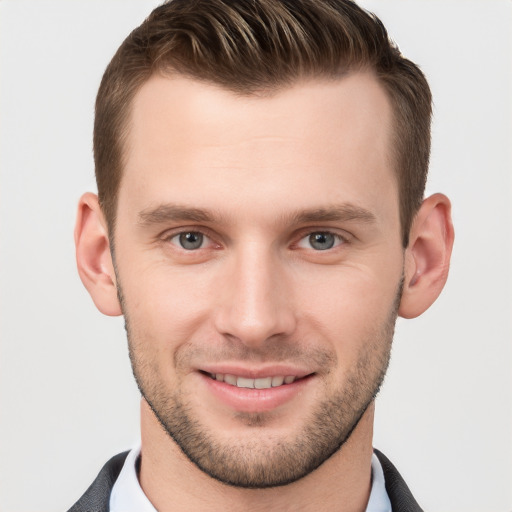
left=67, top=449, right=423, bottom=511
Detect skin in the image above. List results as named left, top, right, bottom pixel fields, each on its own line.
left=75, top=72, right=454, bottom=511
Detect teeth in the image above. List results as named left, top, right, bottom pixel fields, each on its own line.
left=210, top=373, right=297, bottom=389
left=237, top=377, right=255, bottom=388
left=255, top=377, right=272, bottom=389
left=224, top=374, right=237, bottom=386
left=271, top=376, right=284, bottom=387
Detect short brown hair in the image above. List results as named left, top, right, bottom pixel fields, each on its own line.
left=94, top=0, right=432, bottom=247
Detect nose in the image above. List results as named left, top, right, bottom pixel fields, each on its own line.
left=213, top=245, right=297, bottom=348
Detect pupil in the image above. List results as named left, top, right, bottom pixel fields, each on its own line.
left=180, top=232, right=203, bottom=250
left=310, top=232, right=334, bottom=250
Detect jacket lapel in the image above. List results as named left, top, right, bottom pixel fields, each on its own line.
left=374, top=449, right=424, bottom=512
left=67, top=451, right=129, bottom=512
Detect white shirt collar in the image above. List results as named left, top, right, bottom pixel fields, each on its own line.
left=110, top=446, right=391, bottom=512
left=109, top=446, right=156, bottom=512
left=367, top=452, right=392, bottom=512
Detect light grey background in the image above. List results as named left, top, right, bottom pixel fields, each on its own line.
left=1, top=1, right=511, bottom=511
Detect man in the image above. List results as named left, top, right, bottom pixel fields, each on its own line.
left=70, top=0, right=454, bottom=510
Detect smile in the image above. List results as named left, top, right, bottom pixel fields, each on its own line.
left=200, top=369, right=315, bottom=412
left=208, top=373, right=298, bottom=389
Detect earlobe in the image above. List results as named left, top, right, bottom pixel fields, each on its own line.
left=74, top=192, right=122, bottom=316
left=399, top=193, right=454, bottom=319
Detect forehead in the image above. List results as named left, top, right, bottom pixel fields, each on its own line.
left=120, top=72, right=397, bottom=227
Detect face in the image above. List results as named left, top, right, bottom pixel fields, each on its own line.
left=113, top=73, right=404, bottom=487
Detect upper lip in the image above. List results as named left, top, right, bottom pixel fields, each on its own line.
left=199, top=364, right=313, bottom=379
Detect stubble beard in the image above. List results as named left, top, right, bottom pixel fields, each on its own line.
left=120, top=281, right=401, bottom=489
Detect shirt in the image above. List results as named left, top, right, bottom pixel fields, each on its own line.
left=110, top=446, right=392, bottom=512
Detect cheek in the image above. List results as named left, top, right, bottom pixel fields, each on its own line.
left=120, top=262, right=217, bottom=348
left=294, top=264, right=401, bottom=354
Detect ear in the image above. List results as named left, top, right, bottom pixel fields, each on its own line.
left=399, top=193, right=454, bottom=319
left=74, top=192, right=122, bottom=316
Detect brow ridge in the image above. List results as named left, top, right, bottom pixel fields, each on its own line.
left=291, top=205, right=376, bottom=224
left=138, top=204, right=218, bottom=225
left=137, top=202, right=376, bottom=227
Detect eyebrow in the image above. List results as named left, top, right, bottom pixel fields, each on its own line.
left=137, top=203, right=376, bottom=227
left=290, top=205, right=376, bottom=225
left=138, top=204, right=220, bottom=225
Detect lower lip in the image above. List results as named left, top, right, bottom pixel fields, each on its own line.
left=200, top=373, right=314, bottom=413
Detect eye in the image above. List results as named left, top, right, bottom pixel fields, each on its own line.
left=170, top=231, right=209, bottom=250
left=297, top=231, right=344, bottom=251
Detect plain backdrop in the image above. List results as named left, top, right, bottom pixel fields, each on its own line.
left=0, top=1, right=511, bottom=511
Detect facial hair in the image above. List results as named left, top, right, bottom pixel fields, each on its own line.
left=120, top=279, right=402, bottom=489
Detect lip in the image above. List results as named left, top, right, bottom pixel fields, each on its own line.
left=199, top=364, right=312, bottom=380
left=198, top=369, right=315, bottom=413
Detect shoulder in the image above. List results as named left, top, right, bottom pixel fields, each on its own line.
left=67, top=451, right=129, bottom=512
left=374, top=449, right=424, bottom=512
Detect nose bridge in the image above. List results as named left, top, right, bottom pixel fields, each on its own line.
left=215, top=240, right=295, bottom=346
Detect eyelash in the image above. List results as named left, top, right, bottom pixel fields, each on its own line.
left=164, top=230, right=216, bottom=251
left=295, top=230, right=347, bottom=251
left=162, top=228, right=349, bottom=252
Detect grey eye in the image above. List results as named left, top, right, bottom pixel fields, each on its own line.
left=178, top=232, right=204, bottom=250
left=308, top=232, right=335, bottom=250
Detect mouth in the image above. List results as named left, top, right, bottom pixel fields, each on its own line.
left=202, top=372, right=305, bottom=389
left=198, top=368, right=315, bottom=413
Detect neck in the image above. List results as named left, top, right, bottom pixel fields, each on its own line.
left=138, top=400, right=375, bottom=512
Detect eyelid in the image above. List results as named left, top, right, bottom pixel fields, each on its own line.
left=158, top=226, right=351, bottom=251
left=171, top=232, right=210, bottom=249
left=160, top=227, right=219, bottom=249
left=294, top=229, right=350, bottom=249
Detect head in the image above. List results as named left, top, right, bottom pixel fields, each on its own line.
left=76, top=0, right=453, bottom=491
left=94, top=0, right=432, bottom=248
